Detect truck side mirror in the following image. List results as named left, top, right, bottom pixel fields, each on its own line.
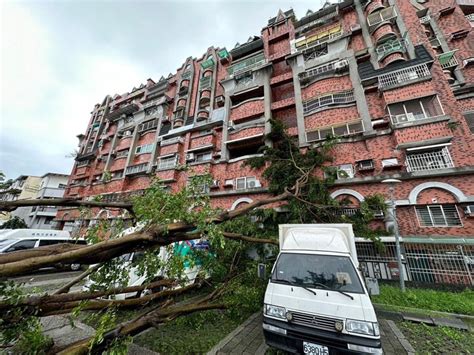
left=257, top=263, right=266, bottom=280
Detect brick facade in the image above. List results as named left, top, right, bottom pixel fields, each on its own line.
left=57, top=1, right=474, bottom=247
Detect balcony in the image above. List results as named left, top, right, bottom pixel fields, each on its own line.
left=388, top=95, right=445, bottom=126
left=378, top=64, right=431, bottom=90
left=227, top=52, right=266, bottom=77
left=367, top=6, right=397, bottom=31
left=291, top=24, right=343, bottom=54
left=438, top=51, right=459, bottom=69
left=40, top=187, right=65, bottom=198
left=376, top=38, right=406, bottom=62
left=125, top=163, right=149, bottom=176
left=406, top=146, right=454, bottom=172
left=299, top=59, right=348, bottom=83
left=303, top=90, right=355, bottom=115
left=199, top=76, right=212, bottom=90
left=201, top=57, right=215, bottom=70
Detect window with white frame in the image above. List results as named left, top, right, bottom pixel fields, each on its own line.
left=195, top=151, right=212, bottom=163
left=388, top=95, right=444, bottom=124
left=235, top=176, right=260, bottom=190
left=415, top=205, right=462, bottom=227
left=135, top=143, right=154, bottom=154
left=115, top=149, right=129, bottom=158
left=337, top=164, right=354, bottom=179
left=158, top=155, right=177, bottom=170
left=306, top=120, right=364, bottom=142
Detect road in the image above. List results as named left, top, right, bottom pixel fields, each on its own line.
left=9, top=269, right=83, bottom=292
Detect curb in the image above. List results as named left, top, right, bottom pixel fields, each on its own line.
left=207, top=312, right=262, bottom=355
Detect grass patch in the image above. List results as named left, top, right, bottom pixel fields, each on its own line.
left=134, top=308, right=254, bottom=354
left=398, top=321, right=474, bottom=353
left=373, top=285, right=474, bottom=315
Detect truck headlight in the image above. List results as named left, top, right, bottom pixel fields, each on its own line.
left=346, top=319, right=379, bottom=336
left=264, top=304, right=286, bottom=320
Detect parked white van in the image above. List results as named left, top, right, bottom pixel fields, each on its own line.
left=0, top=229, right=87, bottom=271
left=263, top=224, right=382, bottom=354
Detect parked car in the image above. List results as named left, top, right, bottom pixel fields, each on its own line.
left=0, top=229, right=87, bottom=271
left=262, top=224, right=382, bottom=354
left=83, top=237, right=211, bottom=299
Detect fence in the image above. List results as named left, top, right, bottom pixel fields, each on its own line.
left=356, top=239, right=474, bottom=286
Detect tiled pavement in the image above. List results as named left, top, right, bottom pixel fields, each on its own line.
left=208, top=313, right=415, bottom=355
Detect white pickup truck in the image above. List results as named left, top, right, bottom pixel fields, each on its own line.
left=263, top=224, right=382, bottom=354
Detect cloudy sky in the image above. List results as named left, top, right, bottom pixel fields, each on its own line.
left=1, top=0, right=324, bottom=180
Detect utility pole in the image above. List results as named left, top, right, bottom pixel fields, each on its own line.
left=382, top=179, right=405, bottom=292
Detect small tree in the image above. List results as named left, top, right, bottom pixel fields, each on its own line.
left=0, top=216, right=28, bottom=229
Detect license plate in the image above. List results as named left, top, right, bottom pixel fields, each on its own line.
left=303, top=341, right=329, bottom=355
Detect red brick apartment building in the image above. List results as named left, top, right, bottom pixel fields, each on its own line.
left=56, top=0, right=474, bottom=285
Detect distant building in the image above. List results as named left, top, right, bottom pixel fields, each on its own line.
left=0, top=175, right=41, bottom=225
left=28, top=173, right=69, bottom=229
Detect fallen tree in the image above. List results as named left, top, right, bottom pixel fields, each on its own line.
left=0, top=121, right=388, bottom=353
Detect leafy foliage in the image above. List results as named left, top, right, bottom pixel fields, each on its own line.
left=0, top=216, right=28, bottom=229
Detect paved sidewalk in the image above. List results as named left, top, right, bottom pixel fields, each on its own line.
left=41, top=315, right=158, bottom=354
left=208, top=312, right=415, bottom=355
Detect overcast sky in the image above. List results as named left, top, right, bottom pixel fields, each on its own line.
left=1, top=0, right=324, bottom=180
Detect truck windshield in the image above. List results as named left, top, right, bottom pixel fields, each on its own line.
left=271, top=253, right=364, bottom=294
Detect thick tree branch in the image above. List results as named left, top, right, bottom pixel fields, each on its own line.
left=0, top=198, right=134, bottom=213
left=222, top=232, right=278, bottom=246
left=54, top=264, right=102, bottom=294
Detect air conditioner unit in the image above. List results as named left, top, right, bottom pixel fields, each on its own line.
left=248, top=179, right=261, bottom=188
left=186, top=153, right=195, bottom=161
left=350, top=24, right=361, bottom=32
left=358, top=160, right=375, bottom=170
left=110, top=150, right=117, bottom=157
left=464, top=205, right=474, bottom=216
left=228, top=122, right=235, bottom=131
left=335, top=59, right=349, bottom=70
left=210, top=180, right=220, bottom=188
left=406, top=113, right=415, bottom=121
left=224, top=179, right=234, bottom=187
left=394, top=114, right=410, bottom=123
left=162, top=115, right=170, bottom=122
left=373, top=210, right=385, bottom=219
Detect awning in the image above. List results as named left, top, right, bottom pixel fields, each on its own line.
left=438, top=50, right=456, bottom=66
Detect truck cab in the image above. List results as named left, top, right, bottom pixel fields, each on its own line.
left=263, top=224, right=382, bottom=354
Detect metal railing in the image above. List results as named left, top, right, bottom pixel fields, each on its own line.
left=466, top=13, right=474, bottom=23
left=303, top=90, right=355, bottom=115
left=419, top=15, right=431, bottom=24
left=378, top=63, right=431, bottom=89
left=438, top=51, right=459, bottom=69
left=406, top=146, right=454, bottom=172
left=292, top=30, right=343, bottom=54
left=367, top=6, right=397, bottom=28
left=227, top=52, right=266, bottom=76
left=299, top=59, right=348, bottom=82
left=125, top=163, right=149, bottom=176
left=376, top=38, right=406, bottom=61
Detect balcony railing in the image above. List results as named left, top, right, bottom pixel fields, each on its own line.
left=376, top=38, right=406, bottom=61
left=299, top=59, right=348, bottom=83
left=406, top=146, right=454, bottom=172
left=199, top=76, right=212, bottom=90
left=466, top=13, right=474, bottom=24
left=138, top=119, right=158, bottom=133
left=292, top=27, right=343, bottom=54
left=419, top=15, right=431, bottom=24
left=334, top=207, right=360, bottom=216
left=160, top=137, right=183, bottom=146
left=227, top=52, right=266, bottom=77
left=303, top=90, right=355, bottom=115
left=125, top=163, right=149, bottom=176
left=438, top=51, right=459, bottom=69
left=367, top=6, right=397, bottom=29
left=378, top=63, right=431, bottom=90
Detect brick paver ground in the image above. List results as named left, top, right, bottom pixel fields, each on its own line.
left=208, top=313, right=415, bottom=355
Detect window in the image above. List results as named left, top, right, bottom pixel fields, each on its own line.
left=415, top=205, right=462, bottom=227
left=195, top=151, right=212, bottom=163
left=303, top=91, right=355, bottom=115
left=115, top=149, right=129, bottom=158
left=306, top=120, right=364, bottom=142
left=135, top=144, right=154, bottom=154
left=112, top=170, right=123, bottom=179
left=382, top=158, right=399, bottom=168
left=337, top=164, right=354, bottom=179
left=58, top=184, right=67, bottom=188
left=5, top=239, right=37, bottom=252
left=158, top=156, right=177, bottom=170
left=44, top=217, right=53, bottom=225
left=76, top=160, right=89, bottom=168
left=405, top=145, right=454, bottom=172
left=464, top=112, right=474, bottom=133
left=388, top=95, right=444, bottom=124
left=235, top=176, right=260, bottom=190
